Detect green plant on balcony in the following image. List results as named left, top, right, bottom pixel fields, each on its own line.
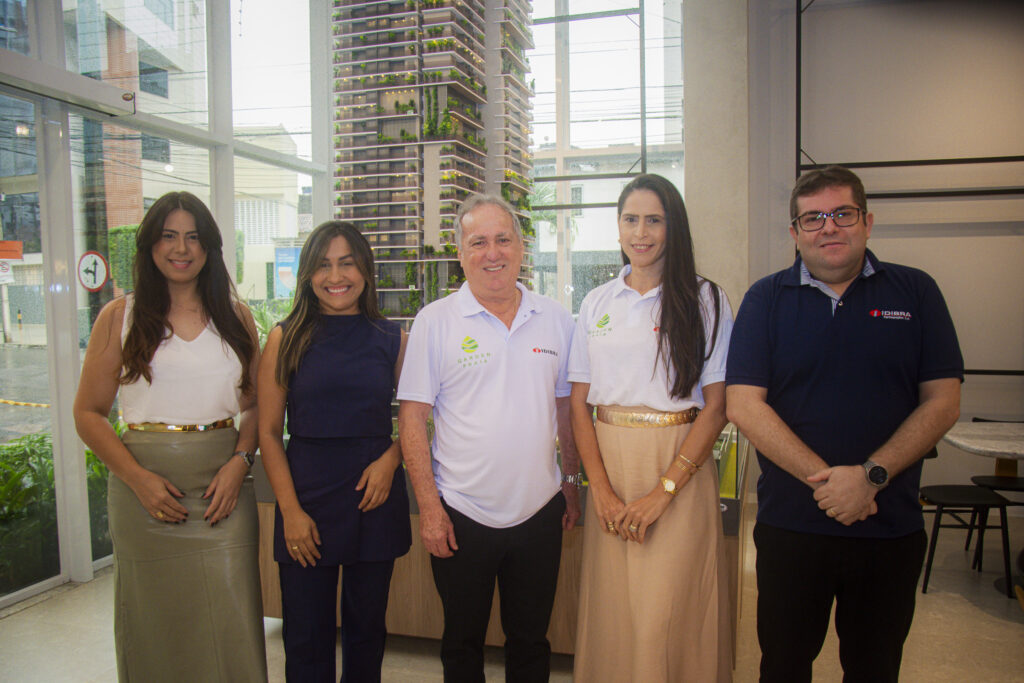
left=377, top=249, right=391, bottom=259
left=408, top=290, right=422, bottom=313
left=447, top=273, right=461, bottom=286
left=444, top=244, right=457, bottom=257
left=379, top=273, right=395, bottom=288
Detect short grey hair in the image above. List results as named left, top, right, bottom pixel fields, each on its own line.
left=453, top=193, right=522, bottom=248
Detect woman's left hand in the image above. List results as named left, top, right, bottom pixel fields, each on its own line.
left=203, top=455, right=249, bottom=524
left=613, top=487, right=675, bottom=544
left=356, top=453, right=398, bottom=512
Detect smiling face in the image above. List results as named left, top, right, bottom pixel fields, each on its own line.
left=618, top=188, right=667, bottom=276
left=790, top=185, right=873, bottom=295
left=310, top=235, right=366, bottom=315
left=458, top=202, right=524, bottom=300
left=150, top=208, right=207, bottom=285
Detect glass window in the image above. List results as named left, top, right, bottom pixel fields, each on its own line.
left=63, top=0, right=210, bottom=128
left=0, top=93, right=59, bottom=599
left=233, top=155, right=311, bottom=344
left=69, top=113, right=211, bottom=561
left=0, top=0, right=30, bottom=54
left=528, top=4, right=683, bottom=312
left=231, top=0, right=312, bottom=160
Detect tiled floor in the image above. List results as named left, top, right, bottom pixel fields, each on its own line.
left=2, top=509, right=1022, bottom=682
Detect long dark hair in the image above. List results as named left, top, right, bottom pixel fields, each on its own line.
left=274, top=221, right=382, bottom=388
left=618, top=174, right=722, bottom=399
left=120, top=191, right=256, bottom=394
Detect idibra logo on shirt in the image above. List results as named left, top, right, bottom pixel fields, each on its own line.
left=869, top=309, right=912, bottom=321
left=532, top=347, right=558, bottom=357
left=457, top=335, right=492, bottom=369
left=596, top=314, right=610, bottom=328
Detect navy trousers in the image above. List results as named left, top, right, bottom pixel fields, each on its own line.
left=431, top=492, right=565, bottom=683
left=754, top=522, right=927, bottom=683
left=278, top=559, right=395, bottom=683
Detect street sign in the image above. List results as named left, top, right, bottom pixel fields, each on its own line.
left=77, top=251, right=110, bottom=292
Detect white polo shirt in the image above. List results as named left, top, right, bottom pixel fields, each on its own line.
left=397, top=281, right=574, bottom=528
left=568, top=265, right=733, bottom=412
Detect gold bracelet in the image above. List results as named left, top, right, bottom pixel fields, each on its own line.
left=676, top=453, right=701, bottom=471
left=673, top=458, right=696, bottom=474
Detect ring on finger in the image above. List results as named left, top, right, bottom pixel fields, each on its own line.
left=628, top=524, right=639, bottom=533
left=827, top=508, right=838, bottom=518
left=606, top=521, right=616, bottom=532
left=155, top=510, right=164, bottom=519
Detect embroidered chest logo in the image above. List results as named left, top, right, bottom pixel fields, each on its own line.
left=457, top=335, right=492, bottom=369
left=589, top=313, right=612, bottom=337
left=869, top=309, right=912, bottom=321
left=532, top=347, right=558, bottom=357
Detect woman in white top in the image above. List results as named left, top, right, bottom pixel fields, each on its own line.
left=74, top=192, right=267, bottom=682
left=569, top=174, right=733, bottom=682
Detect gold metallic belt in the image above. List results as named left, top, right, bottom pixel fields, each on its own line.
left=126, top=418, right=234, bottom=432
left=596, top=406, right=700, bottom=428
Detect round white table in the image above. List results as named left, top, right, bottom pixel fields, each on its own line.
left=941, top=422, right=1024, bottom=477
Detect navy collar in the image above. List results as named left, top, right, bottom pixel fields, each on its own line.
left=782, top=249, right=884, bottom=288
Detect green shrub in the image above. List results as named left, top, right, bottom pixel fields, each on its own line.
left=0, top=432, right=113, bottom=595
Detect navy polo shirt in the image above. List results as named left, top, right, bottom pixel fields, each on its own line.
left=726, top=250, right=963, bottom=538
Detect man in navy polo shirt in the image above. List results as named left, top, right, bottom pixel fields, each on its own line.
left=726, top=166, right=962, bottom=683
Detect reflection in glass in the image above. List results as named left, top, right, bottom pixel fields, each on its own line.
left=62, top=0, right=210, bottom=128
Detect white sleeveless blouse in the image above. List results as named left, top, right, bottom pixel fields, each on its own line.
left=118, top=295, right=244, bottom=424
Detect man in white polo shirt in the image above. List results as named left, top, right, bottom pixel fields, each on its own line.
left=398, top=193, right=581, bottom=682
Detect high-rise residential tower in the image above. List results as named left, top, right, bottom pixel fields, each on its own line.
left=331, top=0, right=535, bottom=321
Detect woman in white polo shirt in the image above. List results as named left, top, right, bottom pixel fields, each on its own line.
left=569, top=174, right=734, bottom=682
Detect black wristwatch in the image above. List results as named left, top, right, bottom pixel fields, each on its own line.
left=862, top=460, right=889, bottom=489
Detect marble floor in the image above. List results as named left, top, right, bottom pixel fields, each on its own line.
left=2, top=509, right=1022, bottom=682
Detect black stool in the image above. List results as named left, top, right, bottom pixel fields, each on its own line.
left=971, top=474, right=1024, bottom=496
left=920, top=485, right=1014, bottom=598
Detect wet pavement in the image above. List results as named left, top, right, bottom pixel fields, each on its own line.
left=0, top=345, right=54, bottom=444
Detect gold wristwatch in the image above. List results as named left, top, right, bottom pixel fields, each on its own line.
left=660, top=476, right=678, bottom=496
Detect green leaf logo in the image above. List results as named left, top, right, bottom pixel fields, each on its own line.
left=596, top=314, right=610, bottom=329
left=461, top=336, right=478, bottom=353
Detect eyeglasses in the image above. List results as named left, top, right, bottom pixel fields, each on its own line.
left=791, top=207, right=865, bottom=232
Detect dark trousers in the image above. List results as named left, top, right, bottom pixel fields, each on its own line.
left=754, top=522, right=927, bottom=683
left=431, top=492, right=565, bottom=683
left=278, top=559, right=395, bottom=683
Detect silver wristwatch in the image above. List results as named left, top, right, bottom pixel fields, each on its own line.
left=561, top=472, right=583, bottom=488
left=234, top=450, right=255, bottom=468
left=862, top=460, right=889, bottom=489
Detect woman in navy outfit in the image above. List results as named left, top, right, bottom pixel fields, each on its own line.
left=258, top=221, right=410, bottom=682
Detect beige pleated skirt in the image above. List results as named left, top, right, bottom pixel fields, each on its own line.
left=573, top=409, right=732, bottom=683
left=109, top=428, right=267, bottom=683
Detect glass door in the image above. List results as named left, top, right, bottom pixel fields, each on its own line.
left=0, top=92, right=60, bottom=599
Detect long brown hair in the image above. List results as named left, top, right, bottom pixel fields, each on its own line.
left=274, top=221, right=382, bottom=388
left=618, top=174, right=722, bottom=399
left=120, top=191, right=256, bottom=394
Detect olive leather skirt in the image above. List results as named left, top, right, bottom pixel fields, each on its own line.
left=109, top=428, right=267, bottom=682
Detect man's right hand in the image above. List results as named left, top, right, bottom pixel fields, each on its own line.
left=421, top=505, right=458, bottom=558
